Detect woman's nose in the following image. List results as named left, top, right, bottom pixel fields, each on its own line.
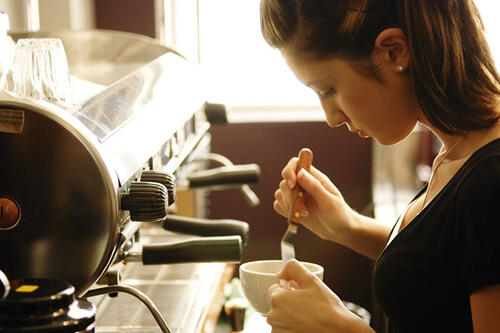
left=322, top=105, right=346, bottom=128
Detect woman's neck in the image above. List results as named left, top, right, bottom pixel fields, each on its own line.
left=420, top=119, right=500, bottom=162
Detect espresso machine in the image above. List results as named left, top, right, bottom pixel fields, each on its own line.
left=0, top=29, right=259, bottom=332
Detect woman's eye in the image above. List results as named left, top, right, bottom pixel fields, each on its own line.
left=319, top=88, right=335, bottom=99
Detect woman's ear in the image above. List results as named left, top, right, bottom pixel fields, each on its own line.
left=373, top=28, right=410, bottom=73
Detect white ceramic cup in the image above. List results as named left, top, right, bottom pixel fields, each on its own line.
left=239, top=259, right=324, bottom=315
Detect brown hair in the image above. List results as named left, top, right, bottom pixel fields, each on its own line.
left=260, top=0, right=500, bottom=135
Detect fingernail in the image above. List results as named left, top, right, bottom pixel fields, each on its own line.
left=279, top=279, right=290, bottom=289
left=287, top=180, right=295, bottom=189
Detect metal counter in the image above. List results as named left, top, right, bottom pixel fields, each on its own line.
left=94, top=227, right=234, bottom=333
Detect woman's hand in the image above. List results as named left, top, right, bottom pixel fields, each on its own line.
left=267, top=260, right=374, bottom=333
left=273, top=154, right=355, bottom=242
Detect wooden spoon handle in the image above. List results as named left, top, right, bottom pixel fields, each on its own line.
left=288, top=148, right=313, bottom=223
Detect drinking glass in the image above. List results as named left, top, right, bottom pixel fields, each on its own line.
left=11, top=38, right=72, bottom=107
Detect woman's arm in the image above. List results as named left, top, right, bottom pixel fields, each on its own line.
left=470, top=284, right=500, bottom=333
left=336, top=210, right=392, bottom=261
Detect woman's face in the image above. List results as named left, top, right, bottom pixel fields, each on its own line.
left=281, top=48, right=420, bottom=145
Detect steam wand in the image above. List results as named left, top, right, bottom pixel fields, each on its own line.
left=84, top=285, right=172, bottom=333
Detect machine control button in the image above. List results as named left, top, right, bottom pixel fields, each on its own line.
left=140, top=171, right=176, bottom=206
left=0, top=197, right=20, bottom=229
left=121, top=182, right=168, bottom=222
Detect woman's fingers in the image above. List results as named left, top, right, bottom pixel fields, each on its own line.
left=278, top=179, right=292, bottom=202
left=281, top=158, right=340, bottom=197
left=267, top=283, right=297, bottom=330
left=309, top=165, right=340, bottom=195
left=281, top=157, right=298, bottom=188
left=273, top=179, right=293, bottom=216
left=267, top=260, right=317, bottom=313
left=273, top=198, right=286, bottom=217
left=296, top=169, right=334, bottom=208
left=276, top=259, right=317, bottom=288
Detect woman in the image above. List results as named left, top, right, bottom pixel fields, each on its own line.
left=262, top=0, right=500, bottom=332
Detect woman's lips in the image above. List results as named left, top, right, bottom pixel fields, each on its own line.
left=346, top=122, right=369, bottom=138
left=357, top=130, right=369, bottom=138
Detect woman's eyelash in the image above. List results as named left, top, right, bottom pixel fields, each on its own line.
left=319, top=88, right=335, bottom=99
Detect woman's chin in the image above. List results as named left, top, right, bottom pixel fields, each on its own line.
left=373, top=136, right=402, bottom=146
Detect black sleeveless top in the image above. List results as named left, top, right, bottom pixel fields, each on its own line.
left=374, top=138, right=500, bottom=333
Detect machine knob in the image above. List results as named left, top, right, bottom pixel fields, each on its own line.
left=140, top=171, right=176, bottom=206
left=121, top=181, right=168, bottom=222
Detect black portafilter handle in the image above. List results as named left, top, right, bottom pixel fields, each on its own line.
left=162, top=215, right=250, bottom=246
left=186, top=164, right=260, bottom=189
left=204, top=102, right=228, bottom=124
left=140, top=235, right=242, bottom=265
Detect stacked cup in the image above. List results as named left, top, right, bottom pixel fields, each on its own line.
left=9, top=38, right=72, bottom=107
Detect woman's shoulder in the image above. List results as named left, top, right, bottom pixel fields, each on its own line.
left=473, top=136, right=500, bottom=154
left=462, top=137, right=500, bottom=172
left=455, top=137, right=500, bottom=200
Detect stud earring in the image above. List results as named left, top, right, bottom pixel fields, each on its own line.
left=396, top=65, right=404, bottom=72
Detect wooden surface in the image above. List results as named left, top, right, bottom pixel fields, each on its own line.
left=200, top=264, right=236, bottom=333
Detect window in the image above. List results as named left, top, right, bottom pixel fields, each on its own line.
left=198, top=0, right=319, bottom=114
left=198, top=0, right=500, bottom=118
left=475, top=0, right=500, bottom=66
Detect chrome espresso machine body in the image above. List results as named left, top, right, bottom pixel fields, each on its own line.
left=0, top=30, right=255, bottom=332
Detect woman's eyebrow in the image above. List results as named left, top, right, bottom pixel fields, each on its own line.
left=304, top=79, right=324, bottom=88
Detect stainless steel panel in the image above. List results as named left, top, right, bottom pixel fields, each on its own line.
left=10, top=30, right=170, bottom=85
left=0, top=98, right=120, bottom=295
